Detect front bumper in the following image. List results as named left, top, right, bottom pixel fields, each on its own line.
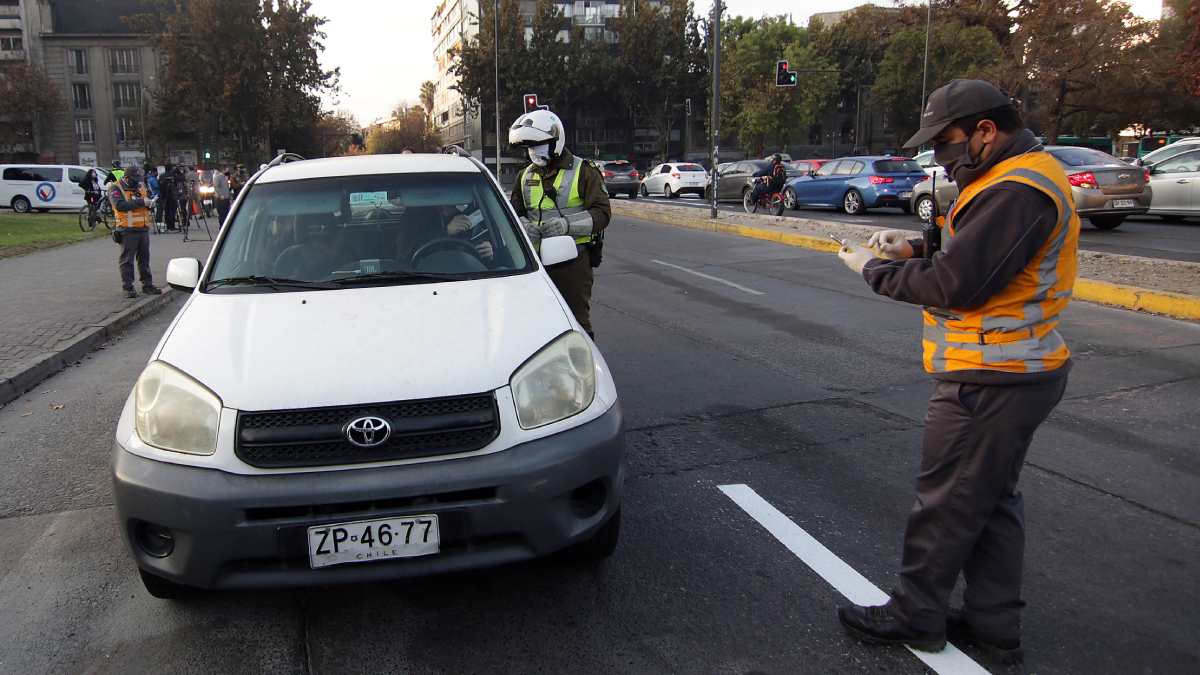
left=113, top=402, right=624, bottom=589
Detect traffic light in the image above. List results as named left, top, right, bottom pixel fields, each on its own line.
left=523, top=93, right=538, bottom=114
left=775, top=60, right=797, bottom=87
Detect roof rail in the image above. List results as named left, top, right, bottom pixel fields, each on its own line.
left=266, top=152, right=306, bottom=168
left=443, top=145, right=494, bottom=176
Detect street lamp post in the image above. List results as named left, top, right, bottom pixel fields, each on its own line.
left=920, top=1, right=932, bottom=112
left=494, top=0, right=502, bottom=182
left=709, top=0, right=722, bottom=219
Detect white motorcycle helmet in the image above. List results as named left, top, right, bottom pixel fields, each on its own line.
left=509, top=109, right=566, bottom=167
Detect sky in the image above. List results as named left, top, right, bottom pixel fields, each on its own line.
left=309, top=0, right=1166, bottom=126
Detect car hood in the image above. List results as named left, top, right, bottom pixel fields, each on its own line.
left=157, top=273, right=573, bottom=411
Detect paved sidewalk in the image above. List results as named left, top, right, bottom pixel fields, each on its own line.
left=0, top=228, right=214, bottom=403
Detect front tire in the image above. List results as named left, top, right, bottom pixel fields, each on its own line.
left=138, top=568, right=194, bottom=600
left=842, top=189, right=865, bottom=215
left=1089, top=215, right=1125, bottom=230
left=743, top=188, right=757, bottom=213
left=784, top=188, right=797, bottom=210
left=561, top=509, right=621, bottom=562
left=640, top=183, right=649, bottom=197
left=11, top=196, right=31, bottom=213
left=628, top=190, right=637, bottom=199
left=664, top=184, right=676, bottom=199
left=915, top=195, right=935, bottom=223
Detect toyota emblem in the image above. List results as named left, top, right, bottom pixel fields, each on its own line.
left=344, top=416, right=391, bottom=448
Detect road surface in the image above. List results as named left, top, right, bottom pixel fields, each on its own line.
left=1, top=215, right=1197, bottom=674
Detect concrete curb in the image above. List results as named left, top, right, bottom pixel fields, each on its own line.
left=0, top=290, right=177, bottom=407
left=614, top=201, right=1200, bottom=322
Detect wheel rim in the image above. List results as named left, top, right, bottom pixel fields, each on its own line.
left=784, top=190, right=795, bottom=210
left=743, top=191, right=754, bottom=212
left=13, top=198, right=29, bottom=213
left=917, top=197, right=933, bottom=222
left=664, top=185, right=671, bottom=198
left=845, top=192, right=860, bottom=213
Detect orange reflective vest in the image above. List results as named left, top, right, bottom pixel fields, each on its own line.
left=921, top=150, right=1079, bottom=375
left=110, top=184, right=152, bottom=230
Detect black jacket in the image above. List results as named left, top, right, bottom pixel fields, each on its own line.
left=754, top=162, right=787, bottom=191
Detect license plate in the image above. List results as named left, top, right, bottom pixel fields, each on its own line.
left=900, top=191, right=912, bottom=199
left=1112, top=199, right=1136, bottom=208
left=307, top=514, right=439, bottom=569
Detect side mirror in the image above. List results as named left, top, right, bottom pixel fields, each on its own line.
left=166, top=257, right=201, bottom=292
left=539, top=236, right=579, bottom=267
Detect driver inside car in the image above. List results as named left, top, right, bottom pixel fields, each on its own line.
left=444, top=206, right=494, bottom=261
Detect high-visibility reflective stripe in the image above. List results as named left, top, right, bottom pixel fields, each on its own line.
left=557, top=158, right=580, bottom=210
left=112, top=186, right=151, bottom=229
left=523, top=157, right=593, bottom=245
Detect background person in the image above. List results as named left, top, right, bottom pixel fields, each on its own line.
left=834, top=79, right=1078, bottom=663
left=107, top=165, right=162, bottom=298
left=214, top=167, right=231, bottom=222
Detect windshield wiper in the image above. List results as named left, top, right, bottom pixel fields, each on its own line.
left=331, top=271, right=466, bottom=285
left=206, top=275, right=337, bottom=291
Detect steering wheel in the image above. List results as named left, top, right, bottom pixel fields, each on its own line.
left=273, top=244, right=324, bottom=279
left=410, top=237, right=483, bottom=268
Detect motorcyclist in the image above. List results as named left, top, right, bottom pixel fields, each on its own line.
left=507, top=108, right=611, bottom=338
left=751, top=154, right=787, bottom=204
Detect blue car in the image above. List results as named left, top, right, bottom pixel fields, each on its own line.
left=782, top=156, right=928, bottom=215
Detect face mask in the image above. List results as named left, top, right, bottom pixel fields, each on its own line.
left=527, top=143, right=550, bottom=167
left=933, top=140, right=969, bottom=177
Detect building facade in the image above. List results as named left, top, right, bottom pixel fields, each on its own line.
left=5, top=0, right=164, bottom=168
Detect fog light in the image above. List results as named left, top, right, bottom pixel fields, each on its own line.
left=569, top=479, right=607, bottom=518
left=135, top=521, right=175, bottom=558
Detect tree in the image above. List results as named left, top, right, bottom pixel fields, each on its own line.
left=367, top=104, right=441, bottom=154
left=419, top=81, right=437, bottom=129
left=0, top=63, right=63, bottom=158
left=135, top=0, right=338, bottom=164
left=1012, top=0, right=1152, bottom=140
left=315, top=109, right=361, bottom=157
left=720, top=17, right=838, bottom=156
left=873, top=22, right=1002, bottom=144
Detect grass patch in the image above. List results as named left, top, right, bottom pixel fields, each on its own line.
left=0, top=211, right=108, bottom=259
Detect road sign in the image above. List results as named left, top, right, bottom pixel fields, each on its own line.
left=523, top=93, right=538, bottom=114
left=775, top=60, right=797, bottom=87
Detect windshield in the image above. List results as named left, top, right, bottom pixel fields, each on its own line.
left=1048, top=147, right=1124, bottom=168
left=873, top=160, right=922, bottom=174
left=206, top=171, right=532, bottom=292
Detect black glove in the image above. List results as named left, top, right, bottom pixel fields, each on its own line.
left=112, top=230, right=123, bottom=244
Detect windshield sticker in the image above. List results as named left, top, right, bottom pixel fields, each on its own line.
left=349, top=191, right=389, bottom=206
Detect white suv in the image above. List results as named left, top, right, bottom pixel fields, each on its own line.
left=112, top=152, right=624, bottom=598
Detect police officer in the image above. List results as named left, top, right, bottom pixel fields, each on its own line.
left=834, top=80, right=1078, bottom=663
left=108, top=165, right=162, bottom=298
left=104, top=159, right=124, bottom=187
left=507, top=109, right=611, bottom=338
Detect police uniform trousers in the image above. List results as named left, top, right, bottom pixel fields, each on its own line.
left=547, top=248, right=594, bottom=337
left=887, top=372, right=1068, bottom=640
left=119, top=229, right=153, bottom=290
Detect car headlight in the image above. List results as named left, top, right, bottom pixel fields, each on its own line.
left=511, top=331, right=595, bottom=429
left=134, top=361, right=221, bottom=455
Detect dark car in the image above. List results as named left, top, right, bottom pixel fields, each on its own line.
left=597, top=160, right=641, bottom=199
left=783, top=156, right=927, bottom=215
left=707, top=159, right=804, bottom=203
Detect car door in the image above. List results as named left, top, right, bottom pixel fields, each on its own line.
left=1149, top=149, right=1200, bottom=214
left=642, top=164, right=661, bottom=193
left=793, top=160, right=840, bottom=204
left=718, top=163, right=744, bottom=201
left=67, top=167, right=89, bottom=208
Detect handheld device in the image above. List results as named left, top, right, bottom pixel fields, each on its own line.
left=922, top=173, right=942, bottom=257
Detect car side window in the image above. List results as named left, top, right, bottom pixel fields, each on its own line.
left=834, top=162, right=856, bottom=176
left=816, top=162, right=839, bottom=177
left=1156, top=151, right=1200, bottom=173
left=794, top=162, right=809, bottom=174
left=69, top=168, right=87, bottom=185
left=659, top=165, right=671, bottom=175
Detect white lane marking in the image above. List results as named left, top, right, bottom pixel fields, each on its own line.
left=718, top=484, right=992, bottom=675
left=650, top=259, right=765, bottom=296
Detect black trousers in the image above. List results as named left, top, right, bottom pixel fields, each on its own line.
left=119, top=229, right=153, bottom=290
left=216, top=197, right=230, bottom=223
left=547, top=250, right=595, bottom=337
left=163, top=195, right=177, bottom=229
left=888, top=374, right=1068, bottom=639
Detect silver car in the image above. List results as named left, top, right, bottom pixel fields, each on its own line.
left=1146, top=147, right=1199, bottom=222
left=910, top=145, right=1151, bottom=230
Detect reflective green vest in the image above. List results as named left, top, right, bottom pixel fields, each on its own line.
left=521, top=156, right=592, bottom=245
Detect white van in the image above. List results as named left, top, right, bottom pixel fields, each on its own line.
left=0, top=164, right=102, bottom=213
left=112, top=152, right=624, bottom=598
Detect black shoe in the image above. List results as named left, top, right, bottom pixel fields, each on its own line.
left=142, top=285, right=163, bottom=295
left=837, top=604, right=946, bottom=652
left=123, top=288, right=138, bottom=299
left=947, top=608, right=1024, bottom=665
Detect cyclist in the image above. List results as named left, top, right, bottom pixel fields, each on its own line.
left=750, top=154, right=787, bottom=205
left=83, top=168, right=104, bottom=228
left=104, top=159, right=124, bottom=187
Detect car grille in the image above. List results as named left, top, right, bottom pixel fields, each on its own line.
left=236, top=393, right=500, bottom=468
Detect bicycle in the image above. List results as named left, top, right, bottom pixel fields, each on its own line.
left=743, top=177, right=786, bottom=216
left=77, top=194, right=113, bottom=232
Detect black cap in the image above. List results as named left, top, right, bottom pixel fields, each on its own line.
left=903, top=79, right=1014, bottom=148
